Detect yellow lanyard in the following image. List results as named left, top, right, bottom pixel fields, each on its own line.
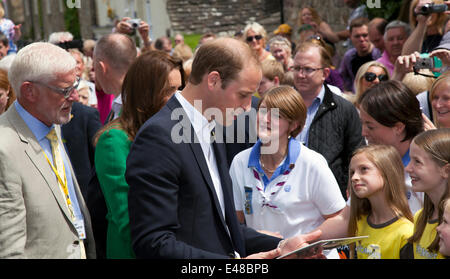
left=43, top=152, right=74, bottom=219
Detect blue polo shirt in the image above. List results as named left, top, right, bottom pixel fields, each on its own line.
left=248, top=137, right=301, bottom=189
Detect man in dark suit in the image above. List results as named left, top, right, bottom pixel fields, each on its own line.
left=126, top=38, right=321, bottom=259
left=62, top=101, right=101, bottom=199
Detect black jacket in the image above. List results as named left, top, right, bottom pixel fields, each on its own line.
left=307, top=84, right=364, bottom=199
left=62, top=102, right=101, bottom=198
left=126, top=95, right=280, bottom=259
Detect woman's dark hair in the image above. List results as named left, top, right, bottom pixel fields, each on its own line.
left=95, top=50, right=185, bottom=144
left=356, top=80, right=423, bottom=142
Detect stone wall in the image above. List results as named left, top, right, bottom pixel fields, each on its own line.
left=283, top=0, right=353, bottom=42
left=166, top=0, right=282, bottom=36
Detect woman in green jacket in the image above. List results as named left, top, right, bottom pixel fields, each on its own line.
left=94, top=50, right=185, bottom=258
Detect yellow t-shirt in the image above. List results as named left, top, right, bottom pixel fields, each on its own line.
left=413, top=209, right=445, bottom=259
left=355, top=215, right=413, bottom=259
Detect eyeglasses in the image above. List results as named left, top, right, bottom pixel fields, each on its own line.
left=246, top=35, right=263, bottom=42
left=32, top=77, right=81, bottom=98
left=364, top=72, right=388, bottom=82
left=289, top=65, right=324, bottom=75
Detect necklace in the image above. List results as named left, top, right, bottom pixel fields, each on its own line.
left=260, top=160, right=278, bottom=173
left=260, top=154, right=286, bottom=173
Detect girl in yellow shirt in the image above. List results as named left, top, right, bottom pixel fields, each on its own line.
left=348, top=145, right=414, bottom=259
left=405, top=129, right=450, bottom=259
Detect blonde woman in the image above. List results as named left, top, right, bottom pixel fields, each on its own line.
left=403, top=0, right=448, bottom=54
left=243, top=22, right=275, bottom=62
left=429, top=71, right=450, bottom=128
left=351, top=61, right=390, bottom=104
left=268, top=36, right=294, bottom=71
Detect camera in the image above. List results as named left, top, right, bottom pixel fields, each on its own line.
left=414, top=53, right=442, bottom=70
left=127, top=18, right=141, bottom=29
left=56, top=39, right=83, bottom=51
left=418, top=3, right=448, bottom=15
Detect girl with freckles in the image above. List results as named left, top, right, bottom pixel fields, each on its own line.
left=348, top=145, right=414, bottom=259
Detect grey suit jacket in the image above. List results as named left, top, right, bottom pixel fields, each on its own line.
left=0, top=105, right=96, bottom=258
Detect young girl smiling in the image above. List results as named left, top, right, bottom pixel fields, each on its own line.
left=405, top=128, right=450, bottom=259
left=348, top=145, right=414, bottom=259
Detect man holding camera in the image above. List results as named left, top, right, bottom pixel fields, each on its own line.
left=115, top=17, right=152, bottom=50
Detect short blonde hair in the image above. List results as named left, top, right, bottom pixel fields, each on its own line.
left=243, top=22, right=268, bottom=45
left=258, top=86, right=307, bottom=138
left=172, top=44, right=193, bottom=62
left=268, top=36, right=292, bottom=57
left=261, top=59, right=284, bottom=83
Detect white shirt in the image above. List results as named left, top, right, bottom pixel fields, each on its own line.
left=230, top=139, right=346, bottom=258
left=175, top=92, right=225, bottom=218
left=111, top=94, right=122, bottom=120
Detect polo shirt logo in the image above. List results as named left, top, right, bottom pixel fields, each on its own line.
left=244, top=186, right=253, bottom=215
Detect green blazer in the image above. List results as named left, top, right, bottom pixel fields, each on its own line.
left=95, top=127, right=135, bottom=259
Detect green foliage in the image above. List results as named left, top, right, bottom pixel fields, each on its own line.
left=180, top=33, right=202, bottom=50
left=63, top=1, right=81, bottom=39
left=363, top=0, right=404, bottom=21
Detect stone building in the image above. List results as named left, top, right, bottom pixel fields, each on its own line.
left=6, top=0, right=354, bottom=44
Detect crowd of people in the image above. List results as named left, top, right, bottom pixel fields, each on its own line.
left=0, top=0, right=449, bottom=260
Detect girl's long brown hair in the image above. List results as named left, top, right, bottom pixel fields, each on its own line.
left=94, top=50, right=185, bottom=144
left=408, top=129, right=450, bottom=252
left=348, top=145, right=413, bottom=258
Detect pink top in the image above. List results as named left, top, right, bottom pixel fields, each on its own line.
left=376, top=50, right=395, bottom=76
left=96, top=89, right=114, bottom=124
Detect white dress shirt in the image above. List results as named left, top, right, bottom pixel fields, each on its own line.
left=175, top=92, right=225, bottom=218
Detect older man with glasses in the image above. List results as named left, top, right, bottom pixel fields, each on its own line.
left=0, top=42, right=96, bottom=258
left=292, top=41, right=364, bottom=200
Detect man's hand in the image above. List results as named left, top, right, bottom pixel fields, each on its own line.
left=392, top=52, right=421, bottom=80
left=245, top=248, right=281, bottom=259
left=278, top=230, right=325, bottom=259
left=430, top=49, right=450, bottom=67
left=422, top=113, right=437, bottom=131
left=116, top=17, right=134, bottom=35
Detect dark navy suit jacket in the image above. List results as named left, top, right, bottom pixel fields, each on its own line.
left=62, top=102, right=101, bottom=199
left=126, top=95, right=280, bottom=259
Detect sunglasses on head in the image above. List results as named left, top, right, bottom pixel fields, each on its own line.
left=246, top=35, right=263, bottom=42
left=364, top=72, right=388, bottom=82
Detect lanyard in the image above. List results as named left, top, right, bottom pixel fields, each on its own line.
left=43, top=152, right=74, bottom=220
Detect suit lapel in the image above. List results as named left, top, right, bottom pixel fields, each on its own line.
left=7, top=106, right=73, bottom=223
left=167, top=96, right=230, bottom=235
left=212, top=141, right=245, bottom=256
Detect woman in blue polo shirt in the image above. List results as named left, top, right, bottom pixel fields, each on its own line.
left=230, top=86, right=346, bottom=258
